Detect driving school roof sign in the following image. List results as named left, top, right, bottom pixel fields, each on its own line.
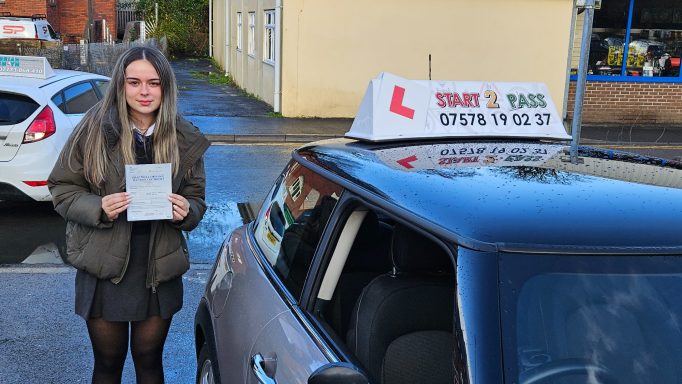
left=346, top=72, right=570, bottom=141
left=0, top=54, right=54, bottom=79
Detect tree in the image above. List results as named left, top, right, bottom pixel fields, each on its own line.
left=136, top=0, right=209, bottom=56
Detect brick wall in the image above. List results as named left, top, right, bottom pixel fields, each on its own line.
left=0, top=1, right=49, bottom=23
left=57, top=0, right=86, bottom=43
left=93, top=0, right=116, bottom=40
left=1, top=0, right=116, bottom=43
left=46, top=1, right=58, bottom=33
left=567, top=81, right=682, bottom=124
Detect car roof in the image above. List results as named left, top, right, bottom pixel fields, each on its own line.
left=0, top=69, right=108, bottom=103
left=0, top=69, right=107, bottom=89
left=296, top=138, right=682, bottom=254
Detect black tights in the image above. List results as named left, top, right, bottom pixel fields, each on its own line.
left=86, top=316, right=172, bottom=384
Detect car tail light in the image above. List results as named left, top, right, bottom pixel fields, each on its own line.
left=22, top=181, right=48, bottom=187
left=23, top=106, right=56, bottom=143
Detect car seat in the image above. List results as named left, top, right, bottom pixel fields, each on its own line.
left=346, top=224, right=455, bottom=384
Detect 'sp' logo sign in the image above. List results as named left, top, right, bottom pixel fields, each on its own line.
left=2, top=26, right=26, bottom=35
left=389, top=86, right=415, bottom=120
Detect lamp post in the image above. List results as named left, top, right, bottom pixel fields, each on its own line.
left=570, top=0, right=596, bottom=163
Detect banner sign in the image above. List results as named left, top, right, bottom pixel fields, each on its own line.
left=347, top=72, right=570, bottom=142
left=0, top=55, right=54, bottom=79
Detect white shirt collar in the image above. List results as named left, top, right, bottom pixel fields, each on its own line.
left=132, top=122, right=156, bottom=137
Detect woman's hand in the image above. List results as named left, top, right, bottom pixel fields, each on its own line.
left=169, top=193, right=190, bottom=222
left=102, top=192, right=130, bottom=221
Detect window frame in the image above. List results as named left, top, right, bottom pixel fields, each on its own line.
left=572, top=0, right=682, bottom=83
left=236, top=12, right=242, bottom=51
left=263, top=9, right=275, bottom=65
left=247, top=11, right=256, bottom=57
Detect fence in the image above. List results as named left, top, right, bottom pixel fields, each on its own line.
left=0, top=38, right=168, bottom=76
left=117, top=0, right=142, bottom=41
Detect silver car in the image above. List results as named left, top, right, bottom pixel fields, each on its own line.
left=195, top=138, right=682, bottom=384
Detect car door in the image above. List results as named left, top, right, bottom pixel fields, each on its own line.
left=218, top=160, right=346, bottom=383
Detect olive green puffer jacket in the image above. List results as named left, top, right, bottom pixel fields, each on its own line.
left=48, top=108, right=209, bottom=288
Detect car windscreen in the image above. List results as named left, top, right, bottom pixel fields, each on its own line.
left=0, top=92, right=39, bottom=125
left=499, top=252, right=682, bottom=384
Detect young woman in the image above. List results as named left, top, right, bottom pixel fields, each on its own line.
left=48, top=46, right=209, bottom=384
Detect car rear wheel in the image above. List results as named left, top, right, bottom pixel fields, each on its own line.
left=197, top=342, right=216, bottom=384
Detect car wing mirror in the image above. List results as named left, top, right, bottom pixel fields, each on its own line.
left=308, top=362, right=369, bottom=384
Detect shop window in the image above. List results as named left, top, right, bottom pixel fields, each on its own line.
left=572, top=0, right=682, bottom=82
left=627, top=0, right=682, bottom=78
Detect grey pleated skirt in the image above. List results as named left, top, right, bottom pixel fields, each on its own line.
left=74, top=221, right=183, bottom=322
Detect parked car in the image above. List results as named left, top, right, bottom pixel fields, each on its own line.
left=0, top=13, right=59, bottom=41
left=0, top=55, right=109, bottom=201
left=195, top=74, right=682, bottom=384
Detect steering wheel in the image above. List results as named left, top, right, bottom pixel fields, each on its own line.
left=519, top=358, right=619, bottom=384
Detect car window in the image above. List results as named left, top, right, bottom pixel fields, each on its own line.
left=499, top=253, right=682, bottom=384
left=254, top=161, right=343, bottom=300
left=51, top=92, right=65, bottom=112
left=311, top=206, right=458, bottom=383
left=0, top=92, right=39, bottom=125
left=62, top=82, right=98, bottom=114
left=47, top=24, right=58, bottom=40
left=94, top=80, right=110, bottom=98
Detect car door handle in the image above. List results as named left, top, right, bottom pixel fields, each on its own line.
left=251, top=353, right=277, bottom=384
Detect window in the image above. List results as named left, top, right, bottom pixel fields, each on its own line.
left=94, top=80, right=110, bottom=98
left=236, top=12, right=242, bottom=51
left=500, top=253, right=682, bottom=384
left=310, top=206, right=458, bottom=383
left=54, top=82, right=99, bottom=114
left=254, top=161, right=343, bottom=300
left=572, top=0, right=682, bottom=82
left=264, top=10, right=275, bottom=64
left=47, top=24, right=58, bottom=40
left=248, top=12, right=255, bottom=56
left=0, top=93, right=39, bottom=125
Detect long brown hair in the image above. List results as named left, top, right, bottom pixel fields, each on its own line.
left=64, top=46, right=179, bottom=186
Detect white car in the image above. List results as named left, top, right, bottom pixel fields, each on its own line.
left=0, top=55, right=109, bottom=201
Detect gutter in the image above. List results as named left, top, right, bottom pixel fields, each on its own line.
left=225, top=0, right=230, bottom=76
left=209, top=0, right=213, bottom=57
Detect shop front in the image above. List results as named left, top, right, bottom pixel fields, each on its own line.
left=568, top=0, right=682, bottom=125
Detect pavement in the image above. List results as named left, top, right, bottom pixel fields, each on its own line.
left=171, top=57, right=682, bottom=146
left=172, top=57, right=352, bottom=143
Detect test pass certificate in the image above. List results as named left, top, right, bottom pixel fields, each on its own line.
left=125, top=163, right=173, bottom=221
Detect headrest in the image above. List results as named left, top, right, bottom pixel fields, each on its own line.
left=390, top=224, right=452, bottom=273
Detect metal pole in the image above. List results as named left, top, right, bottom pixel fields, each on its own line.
left=562, top=0, right=579, bottom=125
left=570, top=0, right=595, bottom=162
